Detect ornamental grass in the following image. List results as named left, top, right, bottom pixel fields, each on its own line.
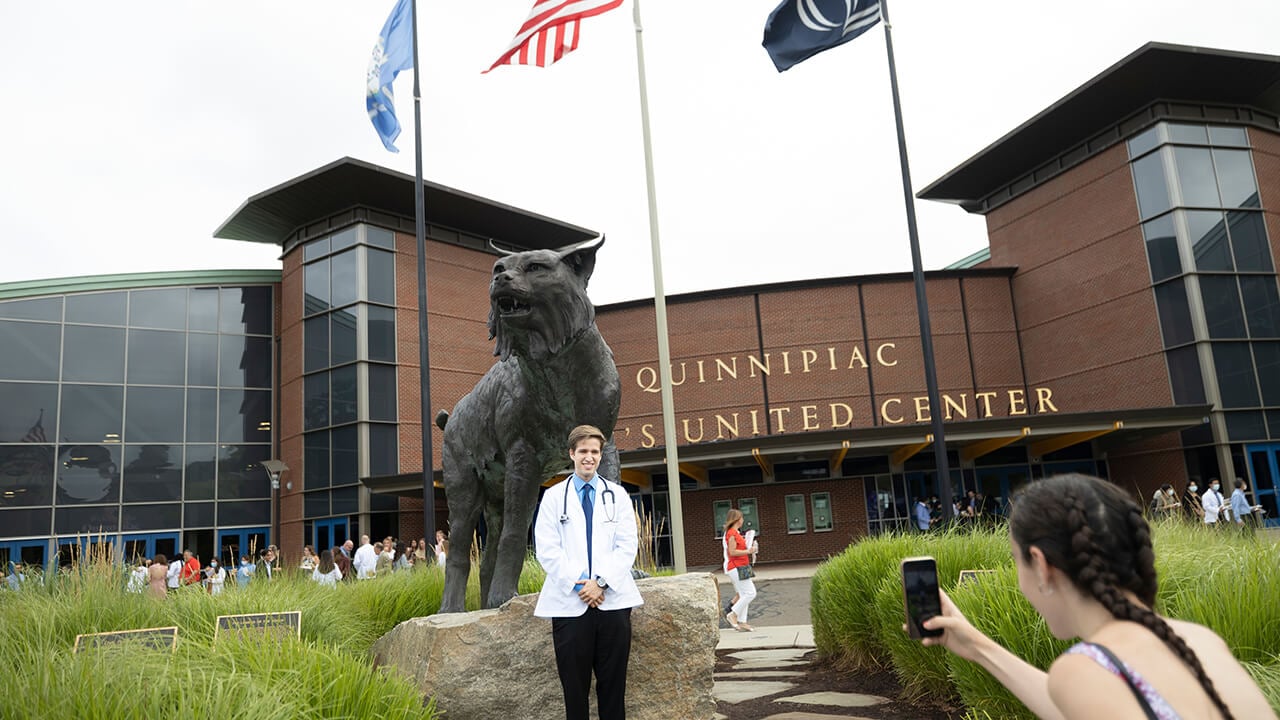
left=0, top=548, right=549, bottom=719
left=811, top=521, right=1280, bottom=718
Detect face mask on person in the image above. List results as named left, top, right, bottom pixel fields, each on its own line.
left=210, top=562, right=218, bottom=569
left=241, top=560, right=249, bottom=566
left=1211, top=483, right=1220, bottom=491
left=1188, top=484, right=1198, bottom=492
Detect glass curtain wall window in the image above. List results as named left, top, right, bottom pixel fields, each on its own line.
left=301, top=225, right=399, bottom=524
left=1130, top=122, right=1280, bottom=442
left=0, top=285, right=274, bottom=554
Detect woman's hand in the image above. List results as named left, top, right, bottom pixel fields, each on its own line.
left=912, top=588, right=992, bottom=664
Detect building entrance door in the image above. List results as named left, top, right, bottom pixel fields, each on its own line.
left=974, top=466, right=1030, bottom=517
left=1243, top=443, right=1280, bottom=527
left=216, top=527, right=269, bottom=567
left=121, top=533, right=180, bottom=563
left=313, top=518, right=349, bottom=554
left=0, top=539, right=48, bottom=573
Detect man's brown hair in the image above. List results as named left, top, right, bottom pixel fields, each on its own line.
left=567, top=424, right=606, bottom=452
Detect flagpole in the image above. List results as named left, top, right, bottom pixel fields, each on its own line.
left=410, top=0, right=437, bottom=543
left=879, top=0, right=954, bottom=516
left=632, top=0, right=686, bottom=573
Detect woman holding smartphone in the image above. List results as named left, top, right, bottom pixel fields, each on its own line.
left=916, top=474, right=1273, bottom=719
left=722, top=509, right=758, bottom=632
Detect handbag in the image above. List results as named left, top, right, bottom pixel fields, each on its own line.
left=736, top=565, right=755, bottom=581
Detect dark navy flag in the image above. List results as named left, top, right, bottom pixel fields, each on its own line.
left=367, top=0, right=415, bottom=152
left=763, top=0, right=882, bottom=72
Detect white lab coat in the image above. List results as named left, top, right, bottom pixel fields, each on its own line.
left=533, top=476, right=643, bottom=618
left=1202, top=488, right=1225, bottom=523
left=353, top=543, right=378, bottom=579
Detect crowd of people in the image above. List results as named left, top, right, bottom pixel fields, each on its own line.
left=1152, top=477, right=1267, bottom=528
left=110, top=530, right=453, bottom=600
left=905, top=477, right=1269, bottom=534
left=913, top=489, right=999, bottom=531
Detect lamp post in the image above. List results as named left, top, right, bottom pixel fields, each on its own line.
left=262, top=460, right=289, bottom=551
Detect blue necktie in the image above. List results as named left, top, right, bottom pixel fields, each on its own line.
left=580, top=484, right=594, bottom=575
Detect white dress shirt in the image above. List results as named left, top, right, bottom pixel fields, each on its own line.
left=533, top=475, right=643, bottom=618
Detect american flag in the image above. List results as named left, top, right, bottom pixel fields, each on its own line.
left=485, top=0, right=623, bottom=73
left=21, top=410, right=46, bottom=444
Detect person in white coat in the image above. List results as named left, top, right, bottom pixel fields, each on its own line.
left=534, top=425, right=643, bottom=720
left=1201, top=478, right=1226, bottom=525
left=352, top=535, right=377, bottom=580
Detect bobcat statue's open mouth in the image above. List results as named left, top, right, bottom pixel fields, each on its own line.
left=494, top=293, right=532, bottom=317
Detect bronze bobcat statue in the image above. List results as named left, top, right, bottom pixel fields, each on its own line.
left=437, top=236, right=621, bottom=612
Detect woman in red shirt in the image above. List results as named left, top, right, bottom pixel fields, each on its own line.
left=722, top=509, right=759, bottom=632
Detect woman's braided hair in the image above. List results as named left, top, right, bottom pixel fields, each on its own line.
left=1008, top=473, right=1233, bottom=720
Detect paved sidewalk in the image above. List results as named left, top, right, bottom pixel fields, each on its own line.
left=710, top=565, right=895, bottom=719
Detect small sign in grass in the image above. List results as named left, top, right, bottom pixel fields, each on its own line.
left=215, top=611, right=301, bottom=643
left=73, top=626, right=179, bottom=654
left=956, top=569, right=997, bottom=586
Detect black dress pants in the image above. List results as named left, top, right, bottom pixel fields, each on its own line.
left=551, top=607, right=632, bottom=720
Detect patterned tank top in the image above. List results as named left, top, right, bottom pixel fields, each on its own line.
left=1065, top=642, right=1181, bottom=720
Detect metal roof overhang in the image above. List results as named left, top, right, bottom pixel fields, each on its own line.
left=213, top=157, right=597, bottom=248
left=361, top=405, right=1210, bottom=496
left=918, top=43, right=1280, bottom=210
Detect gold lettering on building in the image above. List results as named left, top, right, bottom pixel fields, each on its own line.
left=881, top=398, right=904, bottom=424
left=801, top=349, right=819, bottom=373
left=671, top=362, right=687, bottom=386
left=976, top=391, right=997, bottom=418
left=1036, top=387, right=1059, bottom=413
left=848, top=346, right=868, bottom=369
left=715, top=357, right=737, bottom=381
left=770, top=407, right=791, bottom=432
left=715, top=413, right=739, bottom=440
left=801, top=405, right=820, bottom=430
left=914, top=396, right=930, bottom=423
left=876, top=342, right=897, bottom=367
left=635, top=342, right=915, bottom=392
left=620, top=387, right=1060, bottom=448
left=682, top=418, right=705, bottom=443
left=1008, top=389, right=1027, bottom=416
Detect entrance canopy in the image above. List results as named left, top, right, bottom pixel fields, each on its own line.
left=362, top=405, right=1210, bottom=496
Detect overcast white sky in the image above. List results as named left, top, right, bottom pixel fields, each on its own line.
left=2, top=1, right=1279, bottom=305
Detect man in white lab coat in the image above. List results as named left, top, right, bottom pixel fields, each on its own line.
left=352, top=534, right=378, bottom=580
left=1201, top=478, right=1226, bottom=525
left=534, top=425, right=643, bottom=720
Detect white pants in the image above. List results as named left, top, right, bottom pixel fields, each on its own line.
left=727, top=568, right=757, bottom=624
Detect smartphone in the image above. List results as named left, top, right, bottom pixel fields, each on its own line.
left=901, top=556, right=944, bottom=639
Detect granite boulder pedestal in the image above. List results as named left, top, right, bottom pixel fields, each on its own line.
left=371, top=573, right=721, bottom=720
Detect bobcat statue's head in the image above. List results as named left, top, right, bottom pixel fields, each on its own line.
left=488, top=236, right=602, bottom=361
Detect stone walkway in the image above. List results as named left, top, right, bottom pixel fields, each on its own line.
left=711, top=624, right=891, bottom=720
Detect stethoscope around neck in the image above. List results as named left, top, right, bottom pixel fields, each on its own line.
left=560, top=478, right=618, bottom=524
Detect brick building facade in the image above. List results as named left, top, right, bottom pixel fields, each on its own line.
left=2, top=43, right=1277, bottom=571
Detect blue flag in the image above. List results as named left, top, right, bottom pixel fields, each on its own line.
left=762, top=0, right=882, bottom=72
left=367, top=0, right=415, bottom=152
